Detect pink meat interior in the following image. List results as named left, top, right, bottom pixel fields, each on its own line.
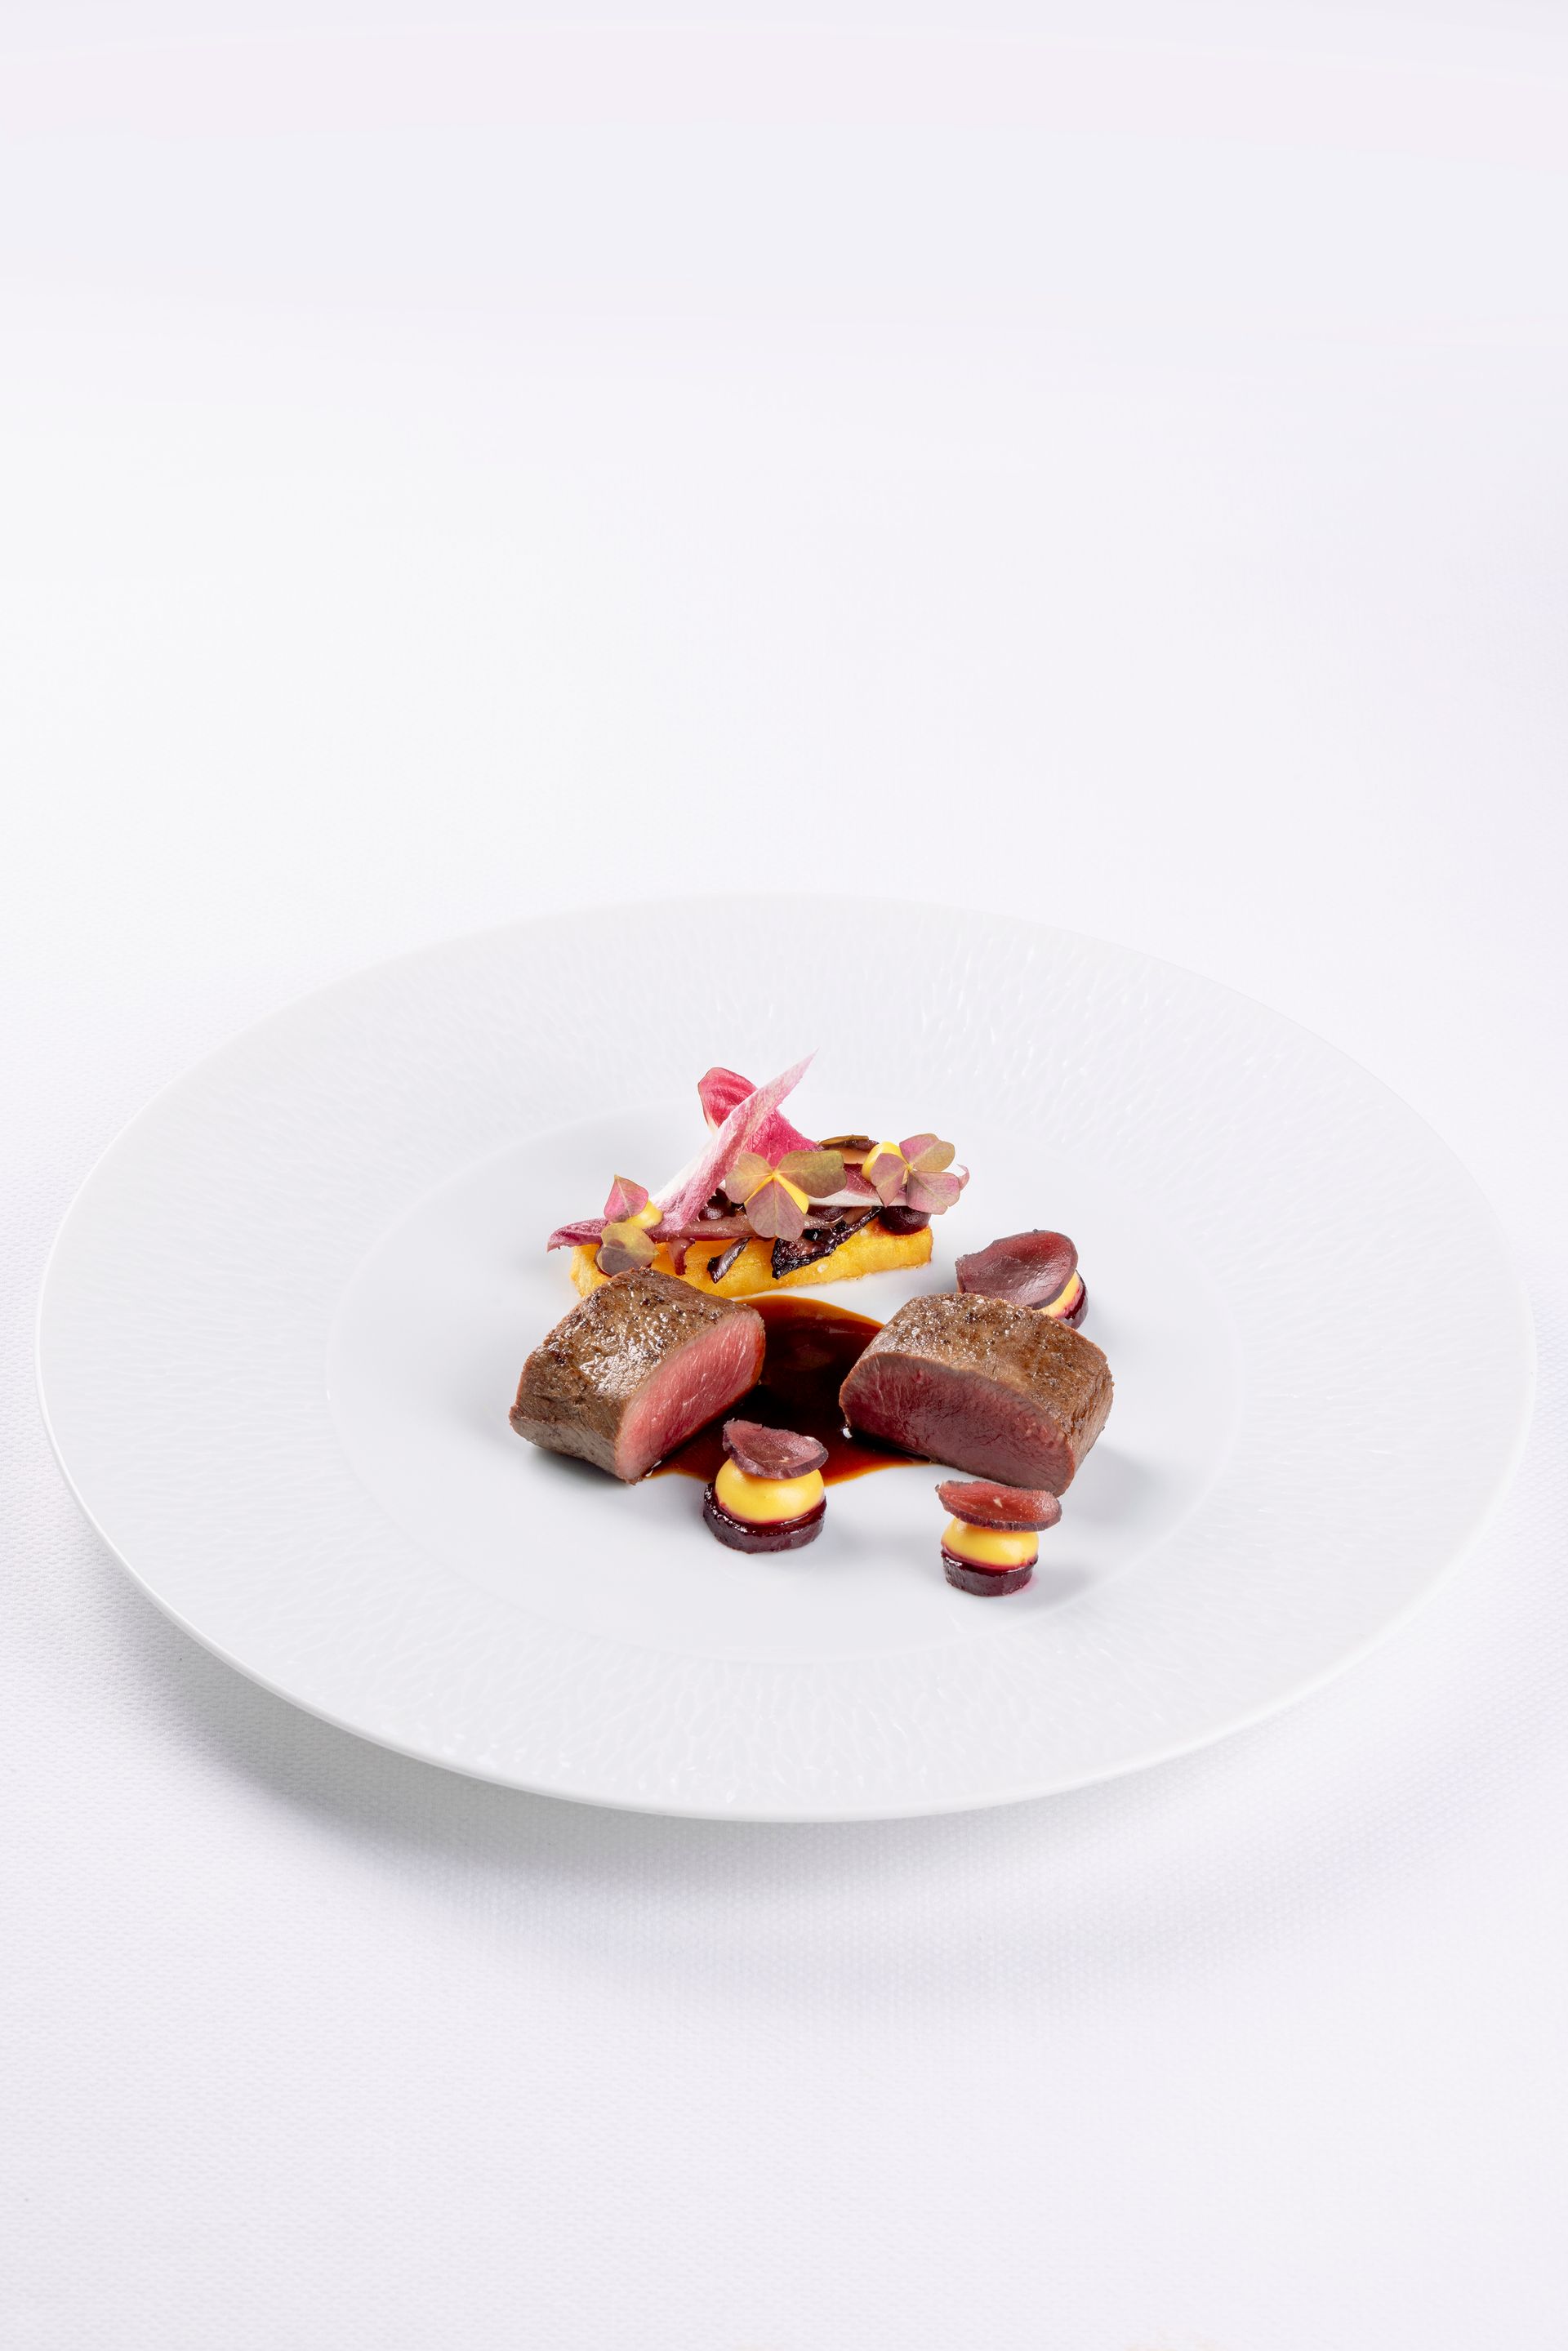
left=614, top=1313, right=766, bottom=1481
left=844, top=1356, right=1075, bottom=1493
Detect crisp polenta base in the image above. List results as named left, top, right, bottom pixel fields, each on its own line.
left=568, top=1220, right=933, bottom=1300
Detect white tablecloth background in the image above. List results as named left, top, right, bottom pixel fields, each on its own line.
left=5, top=6, right=1565, bottom=2344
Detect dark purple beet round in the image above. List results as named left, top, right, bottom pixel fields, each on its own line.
left=703, top=1485, right=826, bottom=1553
left=1059, top=1278, right=1089, bottom=1330
left=941, top=1547, right=1034, bottom=1596
left=878, top=1206, right=931, bottom=1236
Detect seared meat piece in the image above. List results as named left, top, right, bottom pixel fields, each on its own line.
left=511, top=1271, right=764, bottom=1481
left=840, top=1291, right=1111, bottom=1492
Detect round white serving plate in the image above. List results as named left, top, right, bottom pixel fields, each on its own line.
left=37, top=900, right=1533, bottom=1820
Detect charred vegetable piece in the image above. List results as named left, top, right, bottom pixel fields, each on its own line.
left=769, top=1209, right=879, bottom=1280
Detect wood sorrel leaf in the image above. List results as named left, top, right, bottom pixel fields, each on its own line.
left=904, top=1167, right=963, bottom=1215
left=900, top=1135, right=956, bottom=1175
left=773, top=1149, right=846, bottom=1201
left=595, top=1219, right=657, bottom=1276
left=742, top=1173, right=808, bottom=1242
left=602, top=1173, right=650, bottom=1222
left=722, top=1151, right=773, bottom=1204
left=862, top=1144, right=909, bottom=1205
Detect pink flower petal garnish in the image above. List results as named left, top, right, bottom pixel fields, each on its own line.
left=697, top=1066, right=818, bottom=1161
left=602, top=1173, right=650, bottom=1222
left=653, top=1052, right=815, bottom=1228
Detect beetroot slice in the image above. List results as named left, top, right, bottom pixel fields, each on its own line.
left=723, top=1419, right=830, bottom=1479
left=956, top=1229, right=1079, bottom=1311
left=936, top=1478, right=1062, bottom=1532
left=703, top=1487, right=826, bottom=1553
left=1061, top=1278, right=1089, bottom=1330
left=942, top=1549, right=1034, bottom=1596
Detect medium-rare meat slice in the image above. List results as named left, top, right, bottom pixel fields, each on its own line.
left=839, top=1292, right=1111, bottom=1492
left=956, top=1228, right=1077, bottom=1311
left=511, top=1271, right=765, bottom=1481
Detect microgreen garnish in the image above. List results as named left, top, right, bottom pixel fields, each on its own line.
left=859, top=1133, right=967, bottom=1217
left=595, top=1218, right=657, bottom=1277
left=739, top=1172, right=810, bottom=1243
left=601, top=1174, right=651, bottom=1223
left=773, top=1148, right=847, bottom=1201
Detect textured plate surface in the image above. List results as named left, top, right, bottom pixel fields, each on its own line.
left=37, top=900, right=1533, bottom=1819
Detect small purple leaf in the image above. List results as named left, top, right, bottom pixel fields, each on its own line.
left=773, top=1148, right=846, bottom=1201
left=722, top=1151, right=773, bottom=1204
left=900, top=1134, right=956, bottom=1175
left=904, top=1167, right=963, bottom=1215
left=742, top=1174, right=808, bottom=1243
left=595, top=1218, right=657, bottom=1276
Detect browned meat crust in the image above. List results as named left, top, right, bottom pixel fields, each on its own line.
left=511, top=1270, right=765, bottom=1481
left=839, top=1291, right=1112, bottom=1492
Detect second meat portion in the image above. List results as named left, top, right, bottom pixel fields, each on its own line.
left=838, top=1291, right=1112, bottom=1493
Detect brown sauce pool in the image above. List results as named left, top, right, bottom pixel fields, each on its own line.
left=654, top=1294, right=917, bottom=1485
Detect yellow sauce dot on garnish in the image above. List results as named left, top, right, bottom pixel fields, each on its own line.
left=715, top=1460, right=826, bottom=1525
left=630, top=1200, right=663, bottom=1230
left=942, top=1518, right=1040, bottom=1570
left=1042, top=1271, right=1084, bottom=1319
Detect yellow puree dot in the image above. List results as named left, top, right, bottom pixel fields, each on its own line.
left=715, top=1460, right=825, bottom=1524
left=942, top=1518, right=1039, bottom=1569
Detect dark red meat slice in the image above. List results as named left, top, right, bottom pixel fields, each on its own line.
left=840, top=1292, right=1111, bottom=1493
left=510, top=1271, right=765, bottom=1481
left=723, top=1420, right=830, bottom=1479
left=936, top=1478, right=1062, bottom=1532
left=956, top=1229, right=1079, bottom=1311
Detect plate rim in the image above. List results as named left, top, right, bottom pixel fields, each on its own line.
left=34, top=896, right=1538, bottom=1820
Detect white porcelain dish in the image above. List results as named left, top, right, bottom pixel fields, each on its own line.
left=37, top=900, right=1533, bottom=1819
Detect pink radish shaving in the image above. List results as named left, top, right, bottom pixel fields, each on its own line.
left=652, top=1053, right=815, bottom=1227
left=697, top=1066, right=818, bottom=1162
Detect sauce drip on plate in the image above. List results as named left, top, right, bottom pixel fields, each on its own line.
left=655, top=1294, right=916, bottom=1485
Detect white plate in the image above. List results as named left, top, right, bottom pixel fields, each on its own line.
left=37, top=899, right=1533, bottom=1819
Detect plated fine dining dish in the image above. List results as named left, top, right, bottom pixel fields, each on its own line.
left=36, top=900, right=1534, bottom=1818
left=512, top=1052, right=1111, bottom=1599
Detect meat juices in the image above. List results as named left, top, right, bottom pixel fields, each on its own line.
left=510, top=1270, right=766, bottom=1482
left=839, top=1292, right=1112, bottom=1493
